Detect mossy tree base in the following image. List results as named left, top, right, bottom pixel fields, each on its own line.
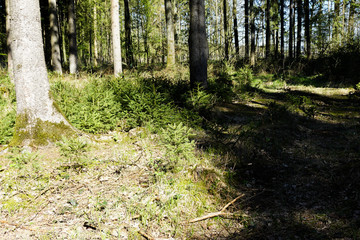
left=10, top=114, right=75, bottom=147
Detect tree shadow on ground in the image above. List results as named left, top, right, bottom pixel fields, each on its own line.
left=198, top=88, right=360, bottom=239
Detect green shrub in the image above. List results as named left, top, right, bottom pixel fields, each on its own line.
left=159, top=122, right=195, bottom=170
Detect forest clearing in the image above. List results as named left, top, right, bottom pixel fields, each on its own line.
left=1, top=0, right=360, bottom=239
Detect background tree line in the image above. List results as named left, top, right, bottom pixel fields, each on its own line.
left=0, top=0, right=359, bottom=73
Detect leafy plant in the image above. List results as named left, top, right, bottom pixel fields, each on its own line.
left=57, top=137, right=89, bottom=163
left=8, top=151, right=38, bottom=169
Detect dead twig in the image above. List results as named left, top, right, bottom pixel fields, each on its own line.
left=189, top=194, right=245, bottom=223
left=139, top=230, right=155, bottom=240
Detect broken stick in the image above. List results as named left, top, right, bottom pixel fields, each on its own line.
left=189, top=194, right=245, bottom=223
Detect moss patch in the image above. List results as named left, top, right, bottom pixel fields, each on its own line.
left=10, top=114, right=75, bottom=146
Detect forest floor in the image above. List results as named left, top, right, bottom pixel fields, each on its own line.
left=0, top=73, right=360, bottom=239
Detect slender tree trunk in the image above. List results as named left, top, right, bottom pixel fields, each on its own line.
left=265, top=0, right=270, bottom=59
left=304, top=0, right=310, bottom=58
left=93, top=6, right=99, bottom=66
left=189, top=0, right=208, bottom=88
left=124, top=0, right=134, bottom=68
left=9, top=0, right=73, bottom=146
left=215, top=0, right=219, bottom=60
left=348, top=0, right=355, bottom=40
left=111, top=0, right=123, bottom=76
left=165, top=0, right=176, bottom=68
left=223, top=0, right=229, bottom=61
left=333, top=0, right=340, bottom=44
left=245, top=0, right=249, bottom=60
left=296, top=0, right=302, bottom=58
left=49, top=0, right=62, bottom=74
left=250, top=0, right=256, bottom=66
left=280, top=0, right=284, bottom=59
left=289, top=0, right=294, bottom=59
left=233, top=0, right=239, bottom=59
left=68, top=0, right=78, bottom=74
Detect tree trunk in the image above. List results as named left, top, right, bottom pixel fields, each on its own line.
left=280, top=0, right=284, bottom=59
left=304, top=0, right=310, bottom=58
left=9, top=0, right=73, bottom=146
left=348, top=0, right=355, bottom=40
left=265, top=0, right=270, bottom=59
left=250, top=0, right=256, bottom=66
left=289, top=0, right=294, bottom=59
left=189, top=0, right=208, bottom=88
left=245, top=0, right=249, bottom=60
left=111, top=0, right=122, bottom=76
left=296, top=0, right=302, bottom=58
left=124, top=0, right=134, bottom=68
left=233, top=0, right=239, bottom=59
left=93, top=6, right=99, bottom=66
left=223, top=0, right=229, bottom=61
left=49, top=0, right=62, bottom=74
left=333, top=0, right=340, bottom=44
left=165, top=0, right=176, bottom=68
left=68, top=0, right=78, bottom=74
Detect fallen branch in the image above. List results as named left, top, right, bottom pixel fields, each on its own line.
left=189, top=194, right=245, bottom=223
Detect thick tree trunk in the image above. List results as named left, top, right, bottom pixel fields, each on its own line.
left=304, top=0, right=310, bottom=58
left=233, top=0, right=239, bottom=59
left=111, top=0, right=122, bottom=76
left=250, top=0, right=256, bottom=66
left=189, top=0, right=208, bottom=88
left=68, top=0, right=78, bottom=74
left=223, top=0, right=229, bottom=61
left=49, top=0, right=62, bottom=74
left=9, top=0, right=73, bottom=146
left=124, top=0, right=134, bottom=68
left=296, top=0, right=302, bottom=58
left=265, top=0, right=270, bottom=59
left=244, top=0, right=249, bottom=60
left=165, top=0, right=176, bottom=68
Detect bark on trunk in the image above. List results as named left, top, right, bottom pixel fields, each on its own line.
left=223, top=0, right=229, bottom=61
left=289, top=0, right=294, bottom=59
left=9, top=0, right=73, bottom=146
left=250, top=0, right=255, bottom=66
left=189, top=0, right=208, bottom=88
left=296, top=0, right=302, bottom=58
left=304, top=0, right=310, bottom=58
left=49, top=0, right=62, bottom=74
left=233, top=0, right=239, bottom=59
left=280, top=0, right=284, bottom=59
left=124, top=0, right=134, bottom=68
left=245, top=0, right=249, bottom=60
left=265, top=0, right=270, bottom=59
left=165, top=0, right=176, bottom=68
left=111, top=0, right=122, bottom=76
left=68, top=0, right=78, bottom=74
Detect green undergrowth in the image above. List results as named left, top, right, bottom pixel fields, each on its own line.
left=0, top=72, right=16, bottom=145
left=1, top=65, right=359, bottom=238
